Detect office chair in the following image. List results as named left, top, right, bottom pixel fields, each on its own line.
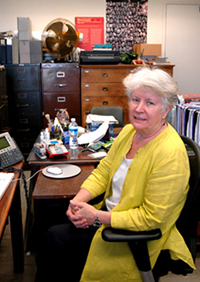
left=102, top=135, right=200, bottom=282
left=90, top=106, right=124, bottom=128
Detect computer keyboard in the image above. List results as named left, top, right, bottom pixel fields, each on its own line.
left=0, top=172, right=15, bottom=200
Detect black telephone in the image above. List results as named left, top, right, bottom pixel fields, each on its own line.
left=0, top=132, right=24, bottom=170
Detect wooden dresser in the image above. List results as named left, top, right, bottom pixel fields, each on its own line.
left=80, top=64, right=175, bottom=128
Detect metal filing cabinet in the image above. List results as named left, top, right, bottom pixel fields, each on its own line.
left=0, top=68, right=9, bottom=132
left=41, top=63, right=81, bottom=127
left=6, top=63, right=42, bottom=155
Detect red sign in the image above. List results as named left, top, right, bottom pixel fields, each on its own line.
left=75, top=17, right=104, bottom=51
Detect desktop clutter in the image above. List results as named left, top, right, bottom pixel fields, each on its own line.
left=34, top=108, right=119, bottom=160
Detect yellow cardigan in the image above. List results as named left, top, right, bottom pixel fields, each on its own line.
left=80, top=124, right=195, bottom=282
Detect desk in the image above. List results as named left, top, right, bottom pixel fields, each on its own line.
left=32, top=164, right=95, bottom=249
left=26, top=142, right=103, bottom=251
left=0, top=161, right=24, bottom=273
left=32, top=164, right=94, bottom=200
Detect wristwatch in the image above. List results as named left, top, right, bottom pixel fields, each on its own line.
left=93, top=210, right=102, bottom=227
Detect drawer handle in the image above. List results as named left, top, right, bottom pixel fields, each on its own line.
left=14, top=78, right=27, bottom=82
left=57, top=97, right=66, bottom=102
left=102, top=87, right=108, bottom=91
left=17, top=128, right=30, bottom=132
left=102, top=73, right=108, bottom=77
left=19, top=118, right=28, bottom=124
left=16, top=104, right=29, bottom=108
left=17, top=68, right=25, bottom=73
left=84, top=70, right=89, bottom=73
left=130, top=69, right=135, bottom=73
left=18, top=93, right=27, bottom=98
left=85, top=84, right=89, bottom=88
left=21, top=142, right=30, bottom=147
left=85, top=98, right=90, bottom=102
left=102, top=101, right=108, bottom=105
left=57, top=71, right=65, bottom=78
left=54, top=83, right=66, bottom=88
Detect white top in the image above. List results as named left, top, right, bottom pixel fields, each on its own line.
left=105, top=156, right=133, bottom=211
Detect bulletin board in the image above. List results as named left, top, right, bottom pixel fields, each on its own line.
left=75, top=17, right=104, bottom=51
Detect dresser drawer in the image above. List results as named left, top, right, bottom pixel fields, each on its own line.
left=42, top=63, right=80, bottom=93
left=82, top=82, right=126, bottom=97
left=82, top=96, right=128, bottom=111
left=81, top=68, right=128, bottom=83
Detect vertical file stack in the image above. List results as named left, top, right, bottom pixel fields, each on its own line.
left=14, top=17, right=43, bottom=64
left=18, top=17, right=32, bottom=63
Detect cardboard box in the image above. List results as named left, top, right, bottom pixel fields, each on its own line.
left=134, top=44, right=161, bottom=56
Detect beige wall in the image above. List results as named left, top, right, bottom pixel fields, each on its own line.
left=0, top=0, right=106, bottom=38
left=1, top=0, right=199, bottom=55
left=147, top=0, right=200, bottom=55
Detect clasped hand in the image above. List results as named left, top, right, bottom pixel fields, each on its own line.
left=66, top=200, right=97, bottom=229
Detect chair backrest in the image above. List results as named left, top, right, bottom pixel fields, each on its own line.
left=153, top=135, right=200, bottom=278
left=176, top=135, right=200, bottom=259
left=90, top=106, right=124, bottom=127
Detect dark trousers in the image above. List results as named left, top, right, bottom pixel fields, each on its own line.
left=35, top=223, right=98, bottom=282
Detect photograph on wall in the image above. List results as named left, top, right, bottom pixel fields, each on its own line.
left=106, top=0, right=148, bottom=53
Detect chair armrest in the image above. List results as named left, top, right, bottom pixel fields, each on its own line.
left=102, top=227, right=162, bottom=277
left=102, top=227, right=162, bottom=242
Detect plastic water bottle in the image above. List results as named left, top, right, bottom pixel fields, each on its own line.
left=69, top=118, right=79, bottom=158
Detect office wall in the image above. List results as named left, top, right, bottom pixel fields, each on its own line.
left=1, top=0, right=199, bottom=93
left=0, top=0, right=106, bottom=37
left=1, top=0, right=199, bottom=51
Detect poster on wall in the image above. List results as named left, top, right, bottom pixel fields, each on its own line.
left=75, top=17, right=104, bottom=51
left=106, top=0, right=148, bottom=53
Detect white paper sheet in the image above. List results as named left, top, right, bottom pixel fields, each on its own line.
left=86, top=114, right=118, bottom=124
left=78, top=121, right=109, bottom=145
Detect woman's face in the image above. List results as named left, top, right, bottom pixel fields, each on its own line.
left=129, top=88, right=170, bottom=136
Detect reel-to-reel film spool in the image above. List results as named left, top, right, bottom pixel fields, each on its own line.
left=41, top=18, right=79, bottom=59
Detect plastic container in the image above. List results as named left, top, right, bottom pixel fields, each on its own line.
left=40, top=131, right=44, bottom=144
left=44, top=128, right=50, bottom=140
left=68, top=118, right=79, bottom=158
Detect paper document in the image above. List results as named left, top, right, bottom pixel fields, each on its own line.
left=86, top=114, right=118, bottom=124
left=78, top=121, right=109, bottom=145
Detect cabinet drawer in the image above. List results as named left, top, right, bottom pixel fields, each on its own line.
left=12, top=116, right=42, bottom=137
left=15, top=137, right=36, bottom=155
left=42, top=92, right=80, bottom=118
left=82, top=82, right=126, bottom=97
left=0, top=71, right=7, bottom=104
left=42, top=64, right=80, bottom=93
left=14, top=91, right=42, bottom=115
left=6, top=64, right=40, bottom=91
left=81, top=68, right=128, bottom=83
left=82, top=96, right=128, bottom=111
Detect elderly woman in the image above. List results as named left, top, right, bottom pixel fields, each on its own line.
left=35, top=67, right=195, bottom=282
